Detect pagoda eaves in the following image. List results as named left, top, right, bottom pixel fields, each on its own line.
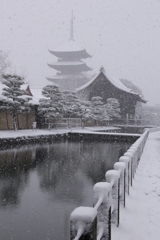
left=49, top=49, right=91, bottom=60
left=49, top=39, right=91, bottom=59
left=48, top=62, right=92, bottom=73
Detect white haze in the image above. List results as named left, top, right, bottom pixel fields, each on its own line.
left=1, top=0, right=160, bottom=106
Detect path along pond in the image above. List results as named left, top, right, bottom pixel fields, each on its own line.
left=0, top=137, right=134, bottom=240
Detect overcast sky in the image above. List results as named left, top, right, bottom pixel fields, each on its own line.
left=1, top=0, right=160, bottom=105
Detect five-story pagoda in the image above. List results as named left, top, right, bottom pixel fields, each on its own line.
left=47, top=13, right=92, bottom=91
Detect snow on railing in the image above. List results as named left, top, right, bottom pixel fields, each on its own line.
left=114, top=162, right=126, bottom=207
left=119, top=156, right=130, bottom=194
left=105, top=170, right=120, bottom=227
left=93, top=182, right=112, bottom=240
left=70, top=129, right=149, bottom=240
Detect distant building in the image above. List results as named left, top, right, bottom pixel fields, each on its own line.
left=76, top=69, right=147, bottom=119
left=47, top=12, right=92, bottom=91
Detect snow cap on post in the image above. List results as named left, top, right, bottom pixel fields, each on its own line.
left=70, top=206, right=97, bottom=240
left=119, top=156, right=130, bottom=165
left=114, top=162, right=126, bottom=174
left=70, top=206, right=97, bottom=222
left=129, top=145, right=138, bottom=151
left=105, top=170, right=120, bottom=186
left=127, top=148, right=136, bottom=154
left=124, top=151, right=134, bottom=159
left=93, top=182, right=112, bottom=208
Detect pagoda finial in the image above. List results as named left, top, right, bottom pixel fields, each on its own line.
left=70, top=11, right=74, bottom=40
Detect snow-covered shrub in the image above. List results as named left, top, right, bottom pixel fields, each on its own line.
left=38, top=84, right=63, bottom=126
left=62, top=90, right=83, bottom=118
left=105, top=98, right=121, bottom=120
left=90, top=96, right=105, bottom=125
left=1, top=74, right=31, bottom=131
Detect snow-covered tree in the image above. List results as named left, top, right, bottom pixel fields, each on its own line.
left=38, top=85, right=63, bottom=127
left=0, top=74, right=31, bottom=131
left=80, top=100, right=92, bottom=127
left=105, top=98, right=120, bottom=120
left=81, top=100, right=92, bottom=120
left=62, top=90, right=82, bottom=118
left=90, top=96, right=105, bottom=125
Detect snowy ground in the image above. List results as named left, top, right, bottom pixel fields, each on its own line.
left=0, top=126, right=118, bottom=139
left=0, top=126, right=140, bottom=139
left=0, top=128, right=70, bottom=139
left=112, top=131, right=160, bottom=240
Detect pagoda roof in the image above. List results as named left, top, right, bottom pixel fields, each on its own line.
left=48, top=62, right=92, bottom=72
left=47, top=74, right=85, bottom=81
left=48, top=61, right=88, bottom=66
left=49, top=39, right=91, bottom=59
left=76, top=71, right=147, bottom=103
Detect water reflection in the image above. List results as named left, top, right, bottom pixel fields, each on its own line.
left=0, top=140, right=131, bottom=240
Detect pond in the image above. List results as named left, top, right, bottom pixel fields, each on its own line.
left=0, top=139, right=132, bottom=240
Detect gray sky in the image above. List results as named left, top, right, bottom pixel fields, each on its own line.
left=1, top=0, right=160, bottom=105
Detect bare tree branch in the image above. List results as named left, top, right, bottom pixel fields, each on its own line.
left=0, top=51, right=11, bottom=74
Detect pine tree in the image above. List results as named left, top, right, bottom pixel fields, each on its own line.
left=90, top=96, right=105, bottom=125
left=1, top=74, right=31, bottom=131
left=38, top=85, right=63, bottom=128
left=81, top=100, right=92, bottom=126
left=105, top=98, right=121, bottom=120
left=62, top=90, right=82, bottom=118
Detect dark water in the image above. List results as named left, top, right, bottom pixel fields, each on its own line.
left=0, top=140, right=131, bottom=240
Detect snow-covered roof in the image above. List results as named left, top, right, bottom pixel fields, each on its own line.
left=76, top=71, right=147, bottom=103
left=49, top=39, right=91, bottom=59
left=48, top=62, right=92, bottom=72
left=20, top=84, right=29, bottom=91
left=48, top=61, right=86, bottom=66
left=47, top=74, right=85, bottom=81
left=29, top=88, right=44, bottom=105
left=76, top=71, right=138, bottom=95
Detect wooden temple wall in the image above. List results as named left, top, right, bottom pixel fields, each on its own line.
left=119, top=95, right=136, bottom=119
left=0, top=109, right=36, bottom=130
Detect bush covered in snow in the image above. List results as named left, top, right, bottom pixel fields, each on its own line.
left=1, top=74, right=31, bottom=131
left=38, top=85, right=64, bottom=127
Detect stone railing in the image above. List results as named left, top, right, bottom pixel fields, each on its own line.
left=70, top=129, right=149, bottom=240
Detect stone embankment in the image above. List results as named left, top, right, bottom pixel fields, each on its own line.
left=0, top=127, right=141, bottom=149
